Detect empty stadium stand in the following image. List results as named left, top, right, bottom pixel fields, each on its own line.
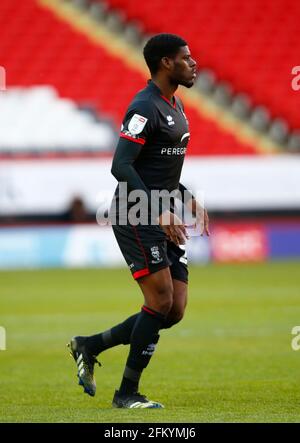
left=102, top=0, right=300, bottom=131
left=0, top=0, right=284, bottom=156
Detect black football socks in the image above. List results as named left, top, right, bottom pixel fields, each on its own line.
left=118, top=305, right=165, bottom=395
left=85, top=313, right=139, bottom=356
left=85, top=308, right=178, bottom=357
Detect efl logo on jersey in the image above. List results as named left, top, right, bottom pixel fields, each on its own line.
left=128, top=114, right=148, bottom=135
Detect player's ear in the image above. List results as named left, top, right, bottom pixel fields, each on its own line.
left=161, top=56, right=173, bottom=71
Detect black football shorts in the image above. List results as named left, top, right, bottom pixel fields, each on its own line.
left=112, top=223, right=188, bottom=283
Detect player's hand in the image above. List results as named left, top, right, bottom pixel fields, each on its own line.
left=197, top=207, right=210, bottom=236
left=158, top=211, right=188, bottom=245
left=186, top=205, right=210, bottom=237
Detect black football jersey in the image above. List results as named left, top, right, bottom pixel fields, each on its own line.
left=119, top=80, right=189, bottom=190
left=111, top=80, right=191, bottom=218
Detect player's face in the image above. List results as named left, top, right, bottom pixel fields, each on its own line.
left=170, top=46, right=197, bottom=88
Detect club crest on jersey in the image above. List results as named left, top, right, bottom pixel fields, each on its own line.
left=128, top=114, right=148, bottom=135
left=166, top=115, right=175, bottom=126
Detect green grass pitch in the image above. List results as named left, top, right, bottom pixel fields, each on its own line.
left=0, top=262, right=300, bottom=423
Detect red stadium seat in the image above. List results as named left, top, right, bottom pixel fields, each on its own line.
left=103, top=0, right=300, bottom=130
left=0, top=0, right=263, bottom=155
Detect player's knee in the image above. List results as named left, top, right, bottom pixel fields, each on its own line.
left=155, top=295, right=173, bottom=315
left=173, top=310, right=184, bottom=324
left=157, top=299, right=173, bottom=316
left=163, top=311, right=184, bottom=329
left=154, top=284, right=173, bottom=315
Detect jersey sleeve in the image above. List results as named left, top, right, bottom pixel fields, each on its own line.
left=119, top=100, right=157, bottom=146
left=111, top=100, right=164, bottom=220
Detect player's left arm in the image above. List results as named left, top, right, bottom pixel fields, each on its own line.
left=178, top=182, right=210, bottom=236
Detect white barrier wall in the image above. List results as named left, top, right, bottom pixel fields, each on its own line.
left=0, top=155, right=300, bottom=215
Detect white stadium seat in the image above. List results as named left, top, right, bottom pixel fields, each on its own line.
left=0, top=86, right=116, bottom=154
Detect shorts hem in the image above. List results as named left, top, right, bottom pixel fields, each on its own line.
left=132, top=263, right=170, bottom=280
left=133, top=268, right=150, bottom=279
left=171, top=276, right=188, bottom=284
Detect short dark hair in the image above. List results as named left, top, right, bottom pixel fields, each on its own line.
left=143, top=33, right=187, bottom=75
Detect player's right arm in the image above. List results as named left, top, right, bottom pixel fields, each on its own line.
left=111, top=101, right=156, bottom=204
left=111, top=100, right=186, bottom=244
